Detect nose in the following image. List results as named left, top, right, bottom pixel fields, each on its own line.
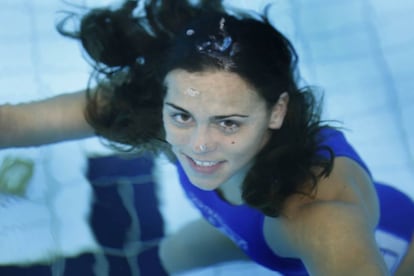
left=191, top=126, right=217, bottom=154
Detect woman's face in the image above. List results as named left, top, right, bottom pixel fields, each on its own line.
left=163, top=69, right=285, bottom=191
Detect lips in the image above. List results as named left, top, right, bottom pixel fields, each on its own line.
left=184, top=154, right=225, bottom=174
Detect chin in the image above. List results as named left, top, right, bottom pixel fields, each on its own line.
left=186, top=174, right=223, bottom=191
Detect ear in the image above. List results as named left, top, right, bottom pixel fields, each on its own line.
left=268, top=92, right=289, bottom=129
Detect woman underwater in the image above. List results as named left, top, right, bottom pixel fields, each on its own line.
left=1, top=1, right=414, bottom=275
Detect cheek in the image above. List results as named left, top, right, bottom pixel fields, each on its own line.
left=162, top=113, right=176, bottom=144
left=163, top=124, right=188, bottom=146
left=230, top=129, right=269, bottom=157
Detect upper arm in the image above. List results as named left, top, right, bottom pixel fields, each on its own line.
left=294, top=202, right=389, bottom=276
left=0, top=90, right=94, bottom=148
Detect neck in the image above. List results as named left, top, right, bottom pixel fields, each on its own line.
left=217, top=161, right=253, bottom=205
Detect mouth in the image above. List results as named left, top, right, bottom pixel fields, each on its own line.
left=183, top=154, right=225, bottom=173
left=192, top=159, right=220, bottom=167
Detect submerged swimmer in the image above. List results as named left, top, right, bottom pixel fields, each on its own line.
left=1, top=1, right=414, bottom=275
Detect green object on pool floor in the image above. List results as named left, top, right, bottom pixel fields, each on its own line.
left=0, top=156, right=34, bottom=196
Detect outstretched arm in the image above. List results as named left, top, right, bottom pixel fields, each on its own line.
left=0, top=90, right=94, bottom=148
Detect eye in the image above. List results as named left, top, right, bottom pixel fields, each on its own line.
left=218, top=120, right=240, bottom=134
left=170, top=113, right=193, bottom=126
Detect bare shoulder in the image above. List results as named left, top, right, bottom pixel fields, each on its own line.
left=264, top=157, right=388, bottom=274
left=295, top=199, right=375, bottom=237
left=288, top=156, right=380, bottom=228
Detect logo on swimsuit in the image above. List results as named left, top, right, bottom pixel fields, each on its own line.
left=187, top=192, right=249, bottom=250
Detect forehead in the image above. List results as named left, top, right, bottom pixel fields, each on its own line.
left=163, top=69, right=264, bottom=108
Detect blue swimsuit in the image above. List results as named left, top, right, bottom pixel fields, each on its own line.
left=176, top=128, right=414, bottom=275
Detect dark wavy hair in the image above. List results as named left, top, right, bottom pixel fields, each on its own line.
left=58, top=0, right=334, bottom=217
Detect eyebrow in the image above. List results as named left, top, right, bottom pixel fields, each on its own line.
left=165, top=102, right=249, bottom=119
